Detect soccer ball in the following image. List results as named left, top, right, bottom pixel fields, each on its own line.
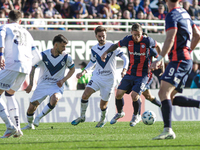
left=142, top=110, right=156, bottom=125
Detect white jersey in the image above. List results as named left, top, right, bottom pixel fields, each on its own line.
left=36, top=49, right=74, bottom=90
left=0, top=23, right=39, bottom=74
left=85, top=41, right=123, bottom=83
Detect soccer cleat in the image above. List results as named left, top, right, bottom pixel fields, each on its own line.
left=95, top=121, right=106, bottom=128
left=110, top=111, right=125, bottom=124
left=13, top=130, right=23, bottom=138
left=152, top=129, right=176, bottom=140
left=130, top=114, right=141, bottom=127
left=0, top=126, right=17, bottom=138
left=33, top=117, right=41, bottom=127
left=21, top=124, right=35, bottom=130
left=71, top=117, right=85, bottom=126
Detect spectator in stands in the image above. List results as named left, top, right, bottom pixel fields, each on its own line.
left=54, top=0, right=64, bottom=13
left=60, top=0, right=72, bottom=18
left=28, top=0, right=44, bottom=18
left=190, top=0, right=200, bottom=20
left=32, top=10, right=46, bottom=30
left=104, top=0, right=113, bottom=19
left=0, top=0, right=14, bottom=17
left=74, top=0, right=89, bottom=19
left=154, top=3, right=167, bottom=34
left=137, top=0, right=155, bottom=20
left=136, top=10, right=144, bottom=19
left=21, top=12, right=33, bottom=30
left=110, top=0, right=121, bottom=16
left=185, top=61, right=200, bottom=88
left=38, top=0, right=48, bottom=12
left=118, top=0, right=128, bottom=12
left=13, top=0, right=21, bottom=10
left=122, top=2, right=135, bottom=19
left=87, top=0, right=109, bottom=19
left=183, top=1, right=195, bottom=20
left=156, top=0, right=168, bottom=12
left=44, top=0, right=63, bottom=30
left=133, top=0, right=140, bottom=13
left=0, top=9, right=5, bottom=25
left=154, top=3, right=167, bottom=20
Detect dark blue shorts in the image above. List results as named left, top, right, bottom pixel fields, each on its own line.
left=118, top=74, right=149, bottom=95
left=160, top=59, right=193, bottom=93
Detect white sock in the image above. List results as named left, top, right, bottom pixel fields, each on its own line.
left=27, top=114, right=35, bottom=126
left=100, top=108, right=107, bottom=122
left=37, top=103, right=54, bottom=119
left=0, top=97, right=13, bottom=128
left=6, top=95, right=20, bottom=130
left=81, top=100, right=88, bottom=118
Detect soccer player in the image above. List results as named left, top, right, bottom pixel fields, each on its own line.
left=0, top=10, right=41, bottom=138
left=21, top=34, right=75, bottom=130
left=101, top=23, right=161, bottom=127
left=71, top=26, right=129, bottom=128
left=150, top=0, right=200, bottom=140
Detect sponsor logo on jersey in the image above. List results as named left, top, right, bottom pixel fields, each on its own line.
left=43, top=75, right=57, bottom=82
left=129, top=52, right=145, bottom=56
left=174, top=77, right=180, bottom=84
left=97, top=69, right=112, bottom=76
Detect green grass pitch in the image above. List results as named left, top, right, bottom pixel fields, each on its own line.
left=0, top=121, right=200, bottom=150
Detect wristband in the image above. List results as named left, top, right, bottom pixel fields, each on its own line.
left=0, top=52, right=3, bottom=56
left=157, top=55, right=163, bottom=61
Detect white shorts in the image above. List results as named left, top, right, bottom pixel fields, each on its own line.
left=30, top=85, right=63, bottom=104
left=86, top=77, right=115, bottom=101
left=0, top=69, right=27, bottom=91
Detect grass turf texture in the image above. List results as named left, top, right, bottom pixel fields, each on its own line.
left=0, top=121, right=200, bottom=150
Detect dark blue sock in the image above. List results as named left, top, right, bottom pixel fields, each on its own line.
left=161, top=99, right=172, bottom=128
left=173, top=96, right=200, bottom=108
left=116, top=98, right=124, bottom=113
left=151, top=98, right=162, bottom=107
left=47, top=103, right=55, bottom=109
left=132, top=99, right=141, bottom=115
left=81, top=99, right=88, bottom=103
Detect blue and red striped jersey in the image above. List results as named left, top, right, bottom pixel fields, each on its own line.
left=118, top=35, right=158, bottom=77
left=165, top=7, right=195, bottom=62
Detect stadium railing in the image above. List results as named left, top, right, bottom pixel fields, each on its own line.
left=0, top=18, right=199, bottom=33
left=0, top=18, right=166, bottom=33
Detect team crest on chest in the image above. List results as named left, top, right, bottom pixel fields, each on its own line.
left=61, top=60, right=65, bottom=66
left=141, top=45, right=145, bottom=48
left=107, top=53, right=112, bottom=57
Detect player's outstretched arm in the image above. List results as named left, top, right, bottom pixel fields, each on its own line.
left=25, top=66, right=36, bottom=93
left=101, top=43, right=119, bottom=62
left=57, top=66, right=75, bottom=88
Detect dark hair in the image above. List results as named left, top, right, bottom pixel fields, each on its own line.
left=53, top=34, right=68, bottom=45
left=131, top=23, right=142, bottom=32
left=170, top=0, right=179, bottom=2
left=95, top=26, right=107, bottom=35
left=8, top=10, right=22, bottom=22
